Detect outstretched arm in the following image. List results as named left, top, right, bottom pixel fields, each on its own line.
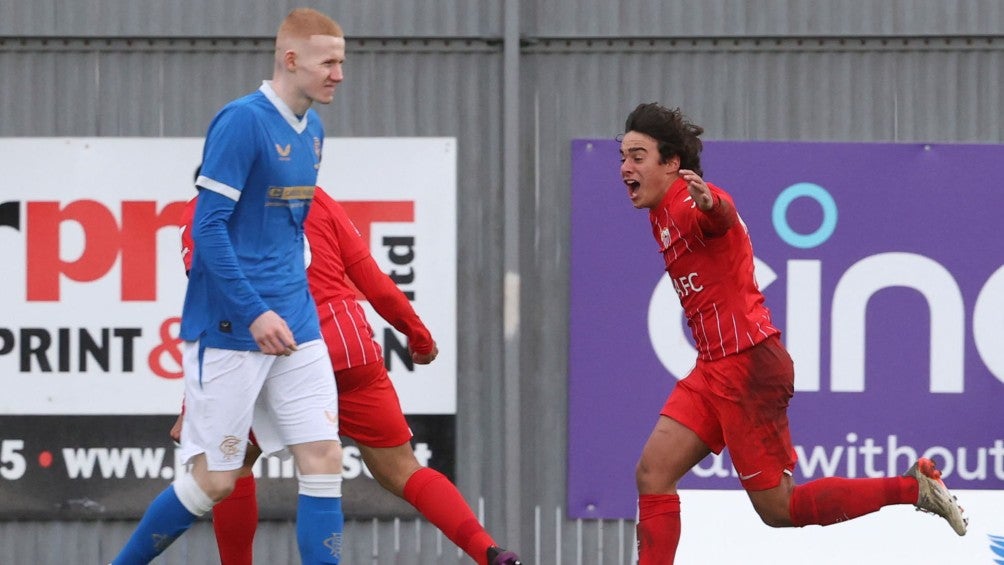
left=680, top=168, right=737, bottom=237
left=345, top=255, right=438, bottom=364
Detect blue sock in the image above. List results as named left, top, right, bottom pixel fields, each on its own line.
left=111, top=485, right=198, bottom=564
left=296, top=494, right=344, bottom=564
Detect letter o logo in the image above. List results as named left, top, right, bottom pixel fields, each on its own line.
left=772, top=183, right=838, bottom=249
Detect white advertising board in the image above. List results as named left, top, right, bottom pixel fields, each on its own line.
left=0, top=137, right=457, bottom=415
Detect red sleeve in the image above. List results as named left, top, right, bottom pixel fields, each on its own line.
left=345, top=255, right=435, bottom=355
left=326, top=195, right=370, bottom=270
left=696, top=187, right=737, bottom=237
left=180, top=197, right=197, bottom=273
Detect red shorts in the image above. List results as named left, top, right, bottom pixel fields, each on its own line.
left=335, top=360, right=413, bottom=448
left=662, top=334, right=796, bottom=491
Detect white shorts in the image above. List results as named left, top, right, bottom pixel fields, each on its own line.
left=178, top=339, right=339, bottom=471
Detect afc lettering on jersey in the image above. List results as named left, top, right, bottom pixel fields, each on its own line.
left=672, top=272, right=703, bottom=297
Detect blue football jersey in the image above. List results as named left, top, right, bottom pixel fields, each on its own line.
left=181, top=81, right=324, bottom=350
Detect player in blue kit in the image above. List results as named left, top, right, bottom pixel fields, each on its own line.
left=110, top=8, right=347, bottom=564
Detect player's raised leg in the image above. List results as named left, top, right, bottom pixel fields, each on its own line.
left=748, top=456, right=967, bottom=536
left=360, top=442, right=521, bottom=565
left=905, top=457, right=968, bottom=535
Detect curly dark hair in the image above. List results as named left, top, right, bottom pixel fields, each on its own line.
left=623, top=103, right=704, bottom=176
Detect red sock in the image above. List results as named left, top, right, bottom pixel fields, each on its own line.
left=403, top=467, right=496, bottom=565
left=789, top=476, right=918, bottom=526
left=636, top=494, right=681, bottom=565
left=212, top=474, right=258, bottom=565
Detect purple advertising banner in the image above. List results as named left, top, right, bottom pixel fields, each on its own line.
left=568, top=140, right=1004, bottom=519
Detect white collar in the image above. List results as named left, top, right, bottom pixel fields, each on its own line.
left=259, top=81, right=308, bottom=134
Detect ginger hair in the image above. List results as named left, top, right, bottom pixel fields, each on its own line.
left=276, top=8, right=343, bottom=44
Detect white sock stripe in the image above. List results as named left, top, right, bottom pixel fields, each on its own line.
left=174, top=473, right=214, bottom=516
left=298, top=473, right=343, bottom=498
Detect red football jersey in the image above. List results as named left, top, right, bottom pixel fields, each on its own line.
left=304, top=187, right=383, bottom=370
left=650, top=177, right=779, bottom=361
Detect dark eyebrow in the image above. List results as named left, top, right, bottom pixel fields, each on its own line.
left=619, top=146, right=648, bottom=156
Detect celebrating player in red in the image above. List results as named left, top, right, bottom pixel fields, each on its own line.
left=178, top=186, right=522, bottom=565
left=618, top=102, right=967, bottom=564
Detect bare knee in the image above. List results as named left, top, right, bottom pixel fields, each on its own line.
left=748, top=480, right=795, bottom=528
left=370, top=460, right=421, bottom=496
left=196, top=472, right=238, bottom=502
left=360, top=443, right=422, bottom=497
left=188, top=456, right=240, bottom=502
left=754, top=506, right=793, bottom=528
left=290, top=439, right=343, bottom=475
left=635, top=455, right=678, bottom=494
left=634, top=416, right=711, bottom=495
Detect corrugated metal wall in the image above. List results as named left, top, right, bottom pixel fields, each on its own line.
left=2, top=0, right=1003, bottom=563
left=4, top=0, right=1004, bottom=37
left=527, top=0, right=1004, bottom=37
left=0, top=1, right=501, bottom=37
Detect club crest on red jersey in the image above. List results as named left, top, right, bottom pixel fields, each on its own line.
left=660, top=227, right=671, bottom=249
